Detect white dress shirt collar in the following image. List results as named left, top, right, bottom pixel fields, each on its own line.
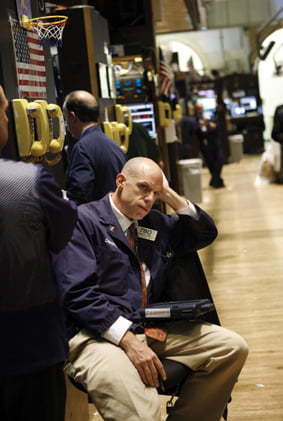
left=109, top=194, right=135, bottom=234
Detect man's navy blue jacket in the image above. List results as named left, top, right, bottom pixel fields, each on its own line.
left=53, top=195, right=218, bottom=340
left=65, top=125, right=127, bottom=204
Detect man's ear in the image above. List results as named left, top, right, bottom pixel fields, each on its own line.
left=116, top=173, right=126, bottom=187
left=69, top=111, right=77, bottom=122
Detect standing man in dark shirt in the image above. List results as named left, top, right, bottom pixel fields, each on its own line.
left=193, top=102, right=225, bottom=188
left=0, top=84, right=77, bottom=420
left=63, top=90, right=127, bottom=204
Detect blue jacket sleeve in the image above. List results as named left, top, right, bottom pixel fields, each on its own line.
left=53, top=212, right=126, bottom=338
left=65, top=142, right=95, bottom=204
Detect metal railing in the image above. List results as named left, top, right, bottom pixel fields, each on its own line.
left=249, top=5, right=283, bottom=69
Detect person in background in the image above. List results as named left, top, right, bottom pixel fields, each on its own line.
left=193, top=102, right=225, bottom=188
left=0, top=84, right=77, bottom=421
left=271, top=104, right=283, bottom=144
left=53, top=157, right=248, bottom=421
left=127, top=121, right=163, bottom=167
left=63, top=90, right=127, bottom=204
left=177, top=114, right=195, bottom=159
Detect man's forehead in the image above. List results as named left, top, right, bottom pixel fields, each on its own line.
left=138, top=176, right=163, bottom=190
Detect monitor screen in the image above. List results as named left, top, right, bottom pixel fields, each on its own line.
left=197, top=89, right=215, bottom=98
left=196, top=89, right=216, bottom=119
left=125, top=103, right=157, bottom=139
left=230, top=105, right=246, bottom=117
left=197, top=97, right=216, bottom=111
left=239, top=96, right=257, bottom=112
left=223, top=98, right=231, bottom=108
left=115, top=76, right=145, bottom=102
left=196, top=97, right=216, bottom=119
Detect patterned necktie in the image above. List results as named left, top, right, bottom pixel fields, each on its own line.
left=128, top=223, right=167, bottom=342
left=128, top=223, right=147, bottom=306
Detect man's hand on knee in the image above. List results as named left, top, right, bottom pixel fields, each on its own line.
left=120, top=330, right=166, bottom=388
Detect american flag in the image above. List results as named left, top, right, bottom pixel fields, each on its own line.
left=11, top=19, right=47, bottom=98
left=159, top=47, right=172, bottom=98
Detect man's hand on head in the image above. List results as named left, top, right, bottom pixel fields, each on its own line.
left=158, top=171, right=188, bottom=211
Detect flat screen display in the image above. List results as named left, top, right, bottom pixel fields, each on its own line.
left=115, top=76, right=145, bottom=102
left=230, top=105, right=246, bottom=117
left=197, top=89, right=216, bottom=119
left=125, top=103, right=157, bottom=139
left=239, top=96, right=257, bottom=112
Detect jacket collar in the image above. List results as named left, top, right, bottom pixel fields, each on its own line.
left=94, top=195, right=129, bottom=241
left=81, top=124, right=100, bottom=138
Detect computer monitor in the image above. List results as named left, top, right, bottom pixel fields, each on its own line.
left=125, top=103, right=157, bottom=139
left=196, top=90, right=217, bottom=119
left=230, top=104, right=246, bottom=117
left=115, top=75, right=145, bottom=103
left=197, top=89, right=215, bottom=98
left=239, top=96, right=257, bottom=112
left=223, top=98, right=231, bottom=108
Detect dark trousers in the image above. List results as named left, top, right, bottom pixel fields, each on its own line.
left=0, top=363, right=66, bottom=421
left=200, top=139, right=225, bottom=187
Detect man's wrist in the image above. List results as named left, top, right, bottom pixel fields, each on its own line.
left=101, top=316, right=132, bottom=345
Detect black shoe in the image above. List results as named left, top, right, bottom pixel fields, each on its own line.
left=209, top=179, right=225, bottom=188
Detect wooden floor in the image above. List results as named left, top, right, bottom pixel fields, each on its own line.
left=87, top=154, right=283, bottom=420
left=199, top=154, right=283, bottom=421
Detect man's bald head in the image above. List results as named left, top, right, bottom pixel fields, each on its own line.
left=112, top=157, right=164, bottom=220
left=63, top=90, right=99, bottom=123
left=195, top=102, right=203, bottom=116
left=121, top=156, right=163, bottom=180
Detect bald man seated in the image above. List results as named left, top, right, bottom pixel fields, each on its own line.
left=53, top=157, right=248, bottom=421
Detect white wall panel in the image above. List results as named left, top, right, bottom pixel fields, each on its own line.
left=205, top=0, right=281, bottom=28
left=207, top=1, right=228, bottom=28
left=248, top=0, right=270, bottom=25
left=227, top=0, right=249, bottom=26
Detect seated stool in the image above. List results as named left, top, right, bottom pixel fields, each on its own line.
left=64, top=373, right=89, bottom=421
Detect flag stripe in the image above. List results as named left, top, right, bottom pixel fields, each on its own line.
left=17, top=67, right=47, bottom=78
left=17, top=78, right=47, bottom=87
left=11, top=19, right=47, bottom=98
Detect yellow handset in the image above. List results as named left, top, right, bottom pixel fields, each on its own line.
left=28, top=101, right=50, bottom=157
left=12, top=99, right=34, bottom=157
left=12, top=99, right=63, bottom=163
left=103, top=121, right=121, bottom=145
left=158, top=101, right=172, bottom=128
left=46, top=103, right=65, bottom=153
left=115, top=104, right=133, bottom=135
left=173, top=104, right=182, bottom=122
left=103, top=120, right=129, bottom=153
left=103, top=121, right=115, bottom=140
left=117, top=122, right=130, bottom=153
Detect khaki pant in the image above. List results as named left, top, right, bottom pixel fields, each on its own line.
left=65, top=321, right=248, bottom=421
